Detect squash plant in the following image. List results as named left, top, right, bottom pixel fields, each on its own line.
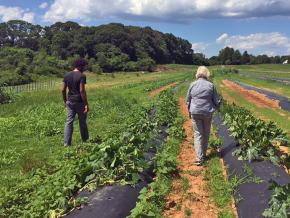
left=222, top=103, right=288, bottom=164
left=263, top=181, right=290, bottom=218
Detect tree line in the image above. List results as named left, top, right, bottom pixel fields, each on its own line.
left=196, top=47, right=290, bottom=66
left=0, top=20, right=289, bottom=86
left=0, top=20, right=195, bottom=85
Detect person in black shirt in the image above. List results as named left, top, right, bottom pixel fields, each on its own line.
left=62, top=58, right=89, bottom=146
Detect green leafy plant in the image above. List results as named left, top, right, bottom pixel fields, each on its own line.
left=185, top=208, right=191, bottom=218
left=263, top=181, right=290, bottom=218
left=128, top=91, right=184, bottom=218
left=221, top=102, right=288, bottom=164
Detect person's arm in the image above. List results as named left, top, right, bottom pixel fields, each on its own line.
left=186, top=84, right=192, bottom=118
left=212, top=85, right=221, bottom=110
left=61, top=82, right=67, bottom=107
left=80, top=79, right=89, bottom=113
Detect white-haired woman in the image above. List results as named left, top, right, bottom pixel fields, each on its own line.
left=186, top=66, right=221, bottom=166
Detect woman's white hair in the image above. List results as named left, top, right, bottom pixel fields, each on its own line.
left=196, top=66, right=210, bottom=79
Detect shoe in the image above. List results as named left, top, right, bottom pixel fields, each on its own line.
left=64, top=144, right=71, bottom=147
left=194, top=160, right=203, bottom=166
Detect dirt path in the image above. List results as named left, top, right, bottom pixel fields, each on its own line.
left=149, top=82, right=177, bottom=97
left=222, top=80, right=280, bottom=109
left=163, top=98, right=218, bottom=218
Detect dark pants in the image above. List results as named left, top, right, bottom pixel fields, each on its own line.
left=64, top=101, right=89, bottom=145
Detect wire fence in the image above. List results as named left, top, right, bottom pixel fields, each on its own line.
left=2, top=80, right=61, bottom=93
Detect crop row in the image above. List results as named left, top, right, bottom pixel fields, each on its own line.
left=0, top=88, right=180, bottom=217
left=129, top=89, right=184, bottom=217
left=221, top=102, right=289, bottom=165
left=220, top=102, right=290, bottom=217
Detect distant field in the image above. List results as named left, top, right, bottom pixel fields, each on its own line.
left=212, top=64, right=290, bottom=134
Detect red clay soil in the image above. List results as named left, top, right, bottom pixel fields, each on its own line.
left=222, top=80, right=281, bottom=109
left=163, top=98, right=218, bottom=218
left=221, top=90, right=235, bottom=104
left=149, top=82, right=177, bottom=97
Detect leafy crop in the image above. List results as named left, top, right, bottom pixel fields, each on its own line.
left=213, top=68, right=239, bottom=75
left=128, top=90, right=185, bottom=218
left=263, top=181, right=290, bottom=218
left=222, top=102, right=289, bottom=164
left=154, top=90, right=179, bottom=126
left=0, top=89, right=184, bottom=217
left=0, top=104, right=157, bottom=217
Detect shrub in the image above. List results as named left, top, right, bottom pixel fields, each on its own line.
left=0, top=87, right=12, bottom=104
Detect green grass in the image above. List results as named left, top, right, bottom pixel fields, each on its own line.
left=185, top=208, right=192, bottom=218
left=204, top=151, right=236, bottom=218
left=182, top=176, right=191, bottom=194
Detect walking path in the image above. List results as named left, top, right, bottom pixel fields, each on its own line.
left=163, top=97, right=218, bottom=218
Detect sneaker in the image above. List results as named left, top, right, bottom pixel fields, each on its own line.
left=64, top=144, right=71, bottom=147
left=194, top=160, right=203, bottom=166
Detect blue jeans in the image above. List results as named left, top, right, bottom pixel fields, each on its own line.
left=64, top=101, right=89, bottom=145
left=192, top=114, right=212, bottom=161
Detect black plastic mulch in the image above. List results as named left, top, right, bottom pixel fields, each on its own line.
left=67, top=118, right=169, bottom=218
left=239, top=73, right=290, bottom=86
left=67, top=84, right=186, bottom=218
left=67, top=182, right=147, bottom=218
left=213, top=113, right=290, bottom=218
left=233, top=80, right=290, bottom=112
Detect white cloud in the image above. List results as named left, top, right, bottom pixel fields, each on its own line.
left=0, top=6, right=35, bottom=23
left=216, top=32, right=290, bottom=56
left=216, top=33, right=229, bottom=44
left=39, top=2, right=49, bottom=9
left=43, top=0, right=290, bottom=23
left=192, top=42, right=209, bottom=53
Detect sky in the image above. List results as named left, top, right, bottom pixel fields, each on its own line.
left=1, top=0, right=290, bottom=57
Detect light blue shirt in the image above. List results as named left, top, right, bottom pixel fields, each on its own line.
left=186, top=78, right=221, bottom=116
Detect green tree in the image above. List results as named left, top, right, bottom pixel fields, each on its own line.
left=241, top=51, right=250, bottom=64
left=232, top=50, right=242, bottom=65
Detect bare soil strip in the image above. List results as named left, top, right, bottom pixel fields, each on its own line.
left=222, top=80, right=280, bottom=109
left=149, top=82, right=177, bottom=97
left=163, top=98, right=218, bottom=218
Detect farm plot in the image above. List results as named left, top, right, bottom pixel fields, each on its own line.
left=204, top=65, right=290, bottom=217
left=211, top=64, right=290, bottom=98
left=2, top=63, right=289, bottom=218
left=0, top=67, right=192, bottom=217
left=213, top=101, right=290, bottom=218
left=213, top=67, right=290, bottom=135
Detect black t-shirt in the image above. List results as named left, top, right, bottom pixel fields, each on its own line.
left=63, top=71, right=86, bottom=102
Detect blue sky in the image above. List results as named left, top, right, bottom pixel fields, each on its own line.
left=1, top=0, right=290, bottom=57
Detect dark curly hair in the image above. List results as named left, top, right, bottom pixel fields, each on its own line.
left=73, top=58, right=88, bottom=71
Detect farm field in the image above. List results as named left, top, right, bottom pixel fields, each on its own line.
left=211, top=65, right=290, bottom=136
left=0, top=65, right=193, bottom=217
left=0, top=64, right=289, bottom=217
